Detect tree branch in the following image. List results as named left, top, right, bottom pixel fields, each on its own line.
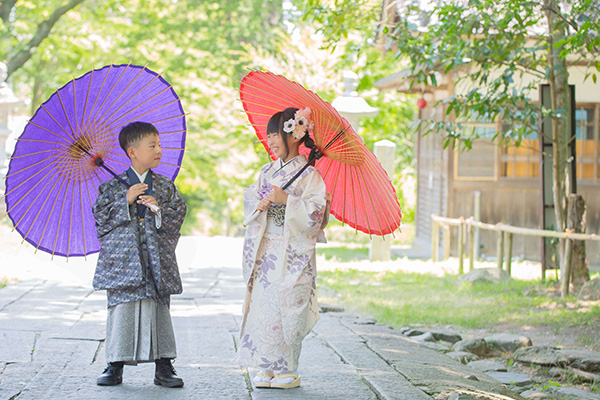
left=6, top=0, right=85, bottom=79
left=0, top=0, right=18, bottom=26
left=540, top=3, right=579, bottom=32
left=540, top=2, right=600, bottom=53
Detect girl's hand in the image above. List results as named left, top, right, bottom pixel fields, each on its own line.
left=127, top=183, right=148, bottom=205
left=267, top=185, right=288, bottom=204
left=256, top=199, right=272, bottom=212
left=138, top=195, right=160, bottom=213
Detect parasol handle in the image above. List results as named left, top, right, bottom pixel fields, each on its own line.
left=76, top=143, right=130, bottom=188
left=244, top=148, right=323, bottom=228
left=281, top=147, right=323, bottom=190
left=93, top=157, right=130, bottom=188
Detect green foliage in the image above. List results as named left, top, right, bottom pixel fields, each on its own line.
left=2, top=1, right=418, bottom=234
left=2, top=0, right=288, bottom=233
left=317, top=269, right=600, bottom=350
left=296, top=0, right=600, bottom=148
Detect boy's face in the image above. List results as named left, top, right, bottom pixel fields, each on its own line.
left=128, top=133, right=162, bottom=170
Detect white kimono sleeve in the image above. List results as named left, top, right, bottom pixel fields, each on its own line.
left=284, top=170, right=327, bottom=245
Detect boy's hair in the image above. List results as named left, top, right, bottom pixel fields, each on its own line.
left=118, top=121, right=159, bottom=156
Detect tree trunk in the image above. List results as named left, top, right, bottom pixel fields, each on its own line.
left=544, top=0, right=571, bottom=280
left=567, top=194, right=589, bottom=288
left=5, top=0, right=86, bottom=79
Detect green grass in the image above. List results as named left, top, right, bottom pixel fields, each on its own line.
left=317, top=246, right=369, bottom=262
left=317, top=269, right=600, bottom=350
left=316, top=245, right=408, bottom=262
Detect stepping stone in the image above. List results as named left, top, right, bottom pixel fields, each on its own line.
left=452, top=338, right=488, bottom=357
left=549, top=386, right=600, bottom=399
left=519, top=390, right=553, bottom=399
left=319, top=303, right=345, bottom=313
left=467, top=360, right=507, bottom=372
left=430, top=330, right=462, bottom=344
left=484, top=333, right=532, bottom=353
left=446, top=351, right=480, bottom=364
left=560, top=349, right=600, bottom=372
left=514, top=346, right=570, bottom=366
left=485, top=371, right=532, bottom=387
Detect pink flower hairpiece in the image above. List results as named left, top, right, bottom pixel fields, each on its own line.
left=283, top=107, right=314, bottom=140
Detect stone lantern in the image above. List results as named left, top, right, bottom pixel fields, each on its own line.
left=331, top=71, right=379, bottom=130
left=0, top=62, right=25, bottom=198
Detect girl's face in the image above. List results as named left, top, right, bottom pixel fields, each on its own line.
left=267, top=130, right=288, bottom=160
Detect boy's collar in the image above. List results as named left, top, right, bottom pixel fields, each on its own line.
left=129, top=167, right=151, bottom=183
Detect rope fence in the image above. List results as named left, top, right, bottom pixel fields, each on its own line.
left=431, top=214, right=600, bottom=278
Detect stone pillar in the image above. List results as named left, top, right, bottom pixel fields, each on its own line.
left=0, top=62, right=24, bottom=205
left=369, top=139, right=396, bottom=261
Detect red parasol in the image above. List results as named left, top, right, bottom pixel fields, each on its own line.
left=240, top=70, right=401, bottom=237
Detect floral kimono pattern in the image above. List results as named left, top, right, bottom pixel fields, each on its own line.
left=237, top=155, right=327, bottom=372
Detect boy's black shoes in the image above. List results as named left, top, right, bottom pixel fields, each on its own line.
left=97, top=362, right=124, bottom=386
left=154, top=358, right=184, bottom=388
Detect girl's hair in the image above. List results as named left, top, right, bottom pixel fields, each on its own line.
left=266, top=107, right=316, bottom=162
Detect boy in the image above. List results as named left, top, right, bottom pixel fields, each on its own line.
left=92, top=121, right=186, bottom=388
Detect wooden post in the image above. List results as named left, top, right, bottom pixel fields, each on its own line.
left=506, top=232, right=513, bottom=277
left=497, top=230, right=504, bottom=270
left=443, top=224, right=451, bottom=261
left=432, top=219, right=439, bottom=262
left=561, top=238, right=573, bottom=298
left=468, top=221, right=475, bottom=271
left=567, top=194, right=589, bottom=289
left=458, top=221, right=464, bottom=274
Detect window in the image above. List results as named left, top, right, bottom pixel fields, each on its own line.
left=454, top=115, right=498, bottom=180
left=575, top=107, right=597, bottom=180
left=500, top=130, right=539, bottom=179
left=499, top=104, right=600, bottom=181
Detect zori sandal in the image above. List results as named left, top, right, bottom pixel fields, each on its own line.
left=270, top=373, right=301, bottom=389
left=252, top=371, right=274, bottom=388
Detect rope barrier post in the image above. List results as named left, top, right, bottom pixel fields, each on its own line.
left=561, top=238, right=573, bottom=298
left=468, top=219, right=475, bottom=272
left=506, top=232, right=513, bottom=277
left=497, top=230, right=504, bottom=271
left=432, top=217, right=439, bottom=263
left=443, top=224, right=451, bottom=261
left=458, top=221, right=465, bottom=274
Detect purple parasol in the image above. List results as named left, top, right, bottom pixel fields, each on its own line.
left=4, top=64, right=186, bottom=258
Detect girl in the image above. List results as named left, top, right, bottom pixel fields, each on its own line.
left=237, top=107, right=329, bottom=389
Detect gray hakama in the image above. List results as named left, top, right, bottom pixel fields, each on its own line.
left=105, top=299, right=177, bottom=364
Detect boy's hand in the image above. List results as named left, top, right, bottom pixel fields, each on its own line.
left=256, top=199, right=272, bottom=212
left=267, top=185, right=288, bottom=204
left=138, top=195, right=160, bottom=213
left=127, top=183, right=148, bottom=205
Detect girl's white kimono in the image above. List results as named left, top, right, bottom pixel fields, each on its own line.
left=237, top=154, right=327, bottom=372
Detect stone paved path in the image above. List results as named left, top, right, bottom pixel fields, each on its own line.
left=0, top=237, right=521, bottom=400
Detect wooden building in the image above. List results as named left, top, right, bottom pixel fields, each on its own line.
left=375, top=67, right=600, bottom=265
